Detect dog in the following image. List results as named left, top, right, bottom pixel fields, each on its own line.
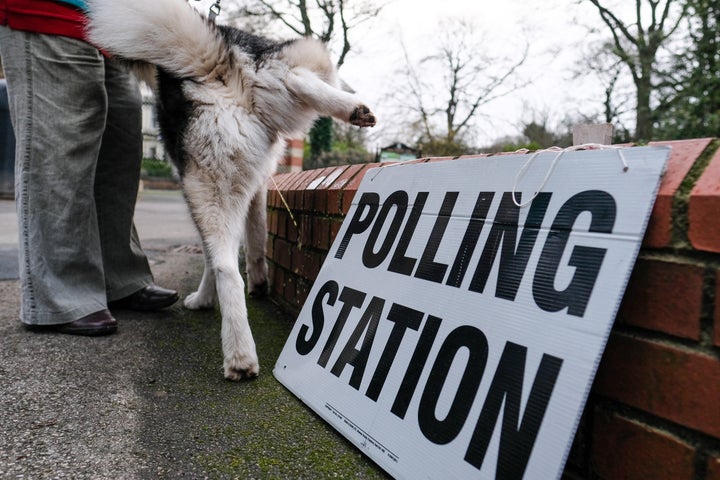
left=85, top=0, right=376, bottom=380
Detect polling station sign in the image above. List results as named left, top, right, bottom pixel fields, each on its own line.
left=273, top=147, right=669, bottom=479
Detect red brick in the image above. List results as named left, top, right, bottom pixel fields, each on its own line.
left=284, top=273, right=296, bottom=304
left=266, top=189, right=277, bottom=209
left=565, top=410, right=592, bottom=473
left=312, top=216, right=331, bottom=250
left=593, top=334, right=720, bottom=438
left=298, top=168, right=328, bottom=211
left=643, top=139, right=713, bottom=248
left=304, top=166, right=340, bottom=192
left=329, top=220, right=343, bottom=245
left=288, top=170, right=322, bottom=210
left=298, top=214, right=312, bottom=248
left=310, top=166, right=349, bottom=213
left=291, top=245, right=304, bottom=275
left=289, top=247, right=322, bottom=282
left=276, top=209, right=288, bottom=239
left=341, top=163, right=380, bottom=214
left=617, top=258, right=704, bottom=340
left=715, top=271, right=720, bottom=348
left=268, top=173, right=295, bottom=208
left=268, top=209, right=279, bottom=235
left=296, top=170, right=319, bottom=190
left=295, top=279, right=310, bottom=307
left=268, top=172, right=292, bottom=191
left=707, top=456, right=720, bottom=480
left=286, top=212, right=300, bottom=243
left=591, top=410, right=695, bottom=480
left=326, top=164, right=368, bottom=215
left=265, top=236, right=274, bottom=260
left=271, top=266, right=285, bottom=297
left=273, top=238, right=293, bottom=271
left=689, top=145, right=720, bottom=252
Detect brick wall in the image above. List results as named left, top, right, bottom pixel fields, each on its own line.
left=265, top=139, right=720, bottom=480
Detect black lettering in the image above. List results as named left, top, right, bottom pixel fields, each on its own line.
left=388, top=192, right=429, bottom=276
left=469, top=192, right=551, bottom=300
left=317, top=287, right=366, bottom=368
left=335, top=192, right=380, bottom=259
left=391, top=315, right=442, bottom=419
left=362, top=190, right=409, bottom=268
left=330, top=296, right=385, bottom=390
left=465, top=342, right=562, bottom=479
left=418, top=326, right=489, bottom=445
left=365, top=304, right=424, bottom=402
left=414, top=192, right=459, bottom=283
left=533, top=190, right=615, bottom=317
left=446, top=192, right=494, bottom=288
left=296, top=280, right=338, bottom=355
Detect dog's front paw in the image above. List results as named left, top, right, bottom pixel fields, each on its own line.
left=224, top=352, right=260, bottom=381
left=350, top=105, right=376, bottom=127
left=184, top=291, right=215, bottom=310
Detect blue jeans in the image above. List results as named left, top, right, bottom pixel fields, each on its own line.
left=0, top=27, right=153, bottom=325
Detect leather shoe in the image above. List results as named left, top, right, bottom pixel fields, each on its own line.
left=55, top=309, right=117, bottom=336
left=108, top=284, right=179, bottom=311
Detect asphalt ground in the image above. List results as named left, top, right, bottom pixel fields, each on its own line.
left=0, top=190, right=389, bottom=479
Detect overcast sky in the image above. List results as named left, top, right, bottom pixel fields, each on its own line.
left=337, top=0, right=617, bottom=148
left=197, top=0, right=642, bottom=148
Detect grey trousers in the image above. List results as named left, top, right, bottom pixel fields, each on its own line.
left=0, top=27, right=153, bottom=325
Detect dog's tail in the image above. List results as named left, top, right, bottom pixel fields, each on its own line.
left=86, top=0, right=224, bottom=79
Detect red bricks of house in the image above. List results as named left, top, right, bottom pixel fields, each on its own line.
left=265, top=139, right=720, bottom=480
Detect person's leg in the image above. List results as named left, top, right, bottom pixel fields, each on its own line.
left=0, top=27, right=109, bottom=326
left=94, top=59, right=154, bottom=301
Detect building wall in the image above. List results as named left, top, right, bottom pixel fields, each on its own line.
left=264, top=138, right=720, bottom=480
left=140, top=85, right=165, bottom=160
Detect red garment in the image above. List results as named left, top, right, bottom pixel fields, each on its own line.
left=0, top=0, right=86, bottom=41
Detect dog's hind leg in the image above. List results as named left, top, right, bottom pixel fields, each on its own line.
left=245, top=186, right=269, bottom=298
left=184, top=243, right=217, bottom=310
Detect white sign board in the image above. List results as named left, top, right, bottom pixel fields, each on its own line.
left=274, top=147, right=669, bottom=479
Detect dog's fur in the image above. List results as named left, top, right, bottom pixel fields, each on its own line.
left=86, top=0, right=376, bottom=380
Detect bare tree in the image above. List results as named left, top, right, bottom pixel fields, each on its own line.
left=224, top=0, right=386, bottom=68
left=575, top=38, right=633, bottom=133
left=396, top=18, right=528, bottom=155
left=585, top=0, right=687, bottom=141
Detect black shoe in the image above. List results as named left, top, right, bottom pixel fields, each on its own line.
left=48, top=309, right=117, bottom=336
left=108, top=284, right=179, bottom=311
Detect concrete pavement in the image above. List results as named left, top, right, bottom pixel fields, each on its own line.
left=0, top=190, right=388, bottom=479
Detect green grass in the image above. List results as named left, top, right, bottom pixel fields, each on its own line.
left=132, top=289, right=391, bottom=479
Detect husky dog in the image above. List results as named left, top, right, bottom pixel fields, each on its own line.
left=85, top=0, right=376, bottom=380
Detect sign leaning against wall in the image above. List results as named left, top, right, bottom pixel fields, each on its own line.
left=274, top=146, right=670, bottom=480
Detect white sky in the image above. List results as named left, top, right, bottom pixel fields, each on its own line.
left=337, top=0, right=613, bottom=148
left=195, top=0, right=643, bottom=149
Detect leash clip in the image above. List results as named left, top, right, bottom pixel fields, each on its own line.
left=209, top=0, right=222, bottom=21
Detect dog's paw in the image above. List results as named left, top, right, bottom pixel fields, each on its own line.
left=350, top=105, right=376, bottom=127
left=183, top=291, right=215, bottom=310
left=224, top=353, right=260, bottom=381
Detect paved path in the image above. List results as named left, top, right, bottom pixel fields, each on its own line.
left=0, top=190, right=387, bottom=479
